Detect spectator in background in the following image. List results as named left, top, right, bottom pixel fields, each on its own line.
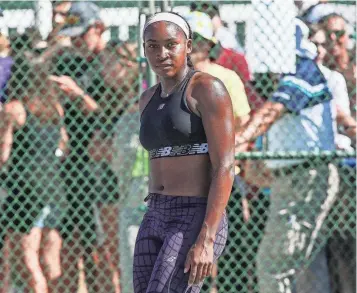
left=309, top=22, right=357, bottom=293
left=190, top=2, right=244, bottom=53
left=0, top=62, right=66, bottom=293
left=322, top=13, right=356, bottom=113
left=309, top=23, right=356, bottom=148
left=0, top=33, right=13, bottom=106
left=48, top=2, right=139, bottom=292
left=322, top=13, right=351, bottom=71
left=235, top=19, right=340, bottom=293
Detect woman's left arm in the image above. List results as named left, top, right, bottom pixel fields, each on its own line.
left=184, top=74, right=235, bottom=285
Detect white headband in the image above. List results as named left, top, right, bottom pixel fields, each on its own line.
left=143, top=12, right=190, bottom=39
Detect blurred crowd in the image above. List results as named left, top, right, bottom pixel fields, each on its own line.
left=0, top=1, right=356, bottom=293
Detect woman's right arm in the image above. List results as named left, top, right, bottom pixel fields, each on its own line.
left=1, top=100, right=26, bottom=164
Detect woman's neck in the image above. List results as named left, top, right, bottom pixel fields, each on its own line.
left=160, top=66, right=190, bottom=94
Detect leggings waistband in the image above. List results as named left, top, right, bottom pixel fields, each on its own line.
left=145, top=193, right=208, bottom=209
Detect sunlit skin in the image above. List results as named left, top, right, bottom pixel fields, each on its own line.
left=141, top=20, right=234, bottom=285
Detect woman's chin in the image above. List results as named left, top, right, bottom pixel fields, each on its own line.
left=154, top=67, right=176, bottom=78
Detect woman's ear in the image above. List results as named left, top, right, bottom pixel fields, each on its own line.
left=186, top=39, right=193, bottom=54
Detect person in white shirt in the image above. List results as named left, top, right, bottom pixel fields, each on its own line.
left=309, top=23, right=356, bottom=293
left=235, top=19, right=355, bottom=293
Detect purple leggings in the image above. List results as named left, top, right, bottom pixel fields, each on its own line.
left=133, top=194, right=228, bottom=293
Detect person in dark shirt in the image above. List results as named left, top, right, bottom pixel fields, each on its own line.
left=48, top=2, right=139, bottom=292
left=0, top=62, right=66, bottom=293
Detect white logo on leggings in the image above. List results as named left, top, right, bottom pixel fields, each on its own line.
left=165, top=256, right=177, bottom=263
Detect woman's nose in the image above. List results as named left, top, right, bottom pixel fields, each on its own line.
left=157, top=46, right=169, bottom=60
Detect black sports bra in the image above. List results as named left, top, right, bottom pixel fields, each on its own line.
left=139, top=70, right=208, bottom=160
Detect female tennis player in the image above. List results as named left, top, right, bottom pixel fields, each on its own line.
left=134, top=11, right=234, bottom=293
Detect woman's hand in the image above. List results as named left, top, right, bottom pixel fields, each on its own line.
left=184, top=233, right=214, bottom=285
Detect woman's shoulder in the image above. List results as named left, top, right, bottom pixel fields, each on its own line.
left=192, top=71, right=225, bottom=87
left=186, top=70, right=231, bottom=116
left=190, top=71, right=227, bottom=98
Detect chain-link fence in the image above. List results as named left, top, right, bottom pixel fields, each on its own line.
left=0, top=1, right=355, bottom=293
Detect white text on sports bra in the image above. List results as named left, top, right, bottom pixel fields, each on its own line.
left=149, top=143, right=209, bottom=159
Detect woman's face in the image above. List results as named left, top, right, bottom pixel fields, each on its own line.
left=144, top=21, right=192, bottom=78
left=310, top=29, right=327, bottom=64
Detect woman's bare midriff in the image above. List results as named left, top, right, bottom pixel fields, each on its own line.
left=149, top=155, right=212, bottom=196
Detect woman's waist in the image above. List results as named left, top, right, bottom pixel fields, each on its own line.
left=149, top=153, right=210, bottom=171
left=149, top=164, right=211, bottom=195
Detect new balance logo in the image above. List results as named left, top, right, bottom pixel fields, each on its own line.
left=157, top=103, right=165, bottom=110
left=149, top=143, right=209, bottom=159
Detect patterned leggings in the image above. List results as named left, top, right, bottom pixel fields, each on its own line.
left=133, top=194, right=228, bottom=293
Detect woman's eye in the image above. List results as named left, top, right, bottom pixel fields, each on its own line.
left=167, top=42, right=177, bottom=48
